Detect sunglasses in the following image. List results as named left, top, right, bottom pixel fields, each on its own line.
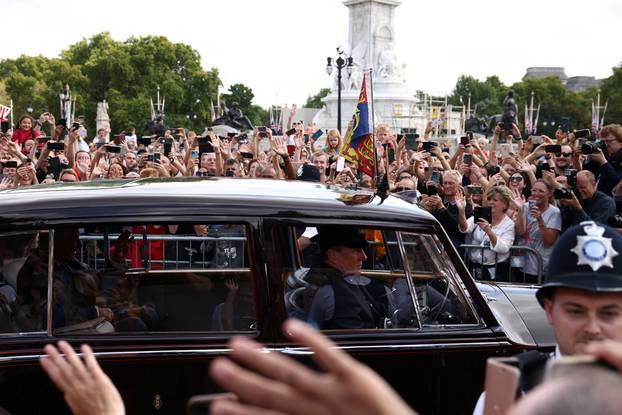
left=394, top=187, right=413, bottom=192
left=509, top=176, right=523, bottom=182
left=559, top=152, right=573, bottom=157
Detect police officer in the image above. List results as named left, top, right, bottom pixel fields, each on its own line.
left=474, top=220, right=622, bottom=414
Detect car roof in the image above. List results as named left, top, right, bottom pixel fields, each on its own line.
left=0, top=177, right=435, bottom=225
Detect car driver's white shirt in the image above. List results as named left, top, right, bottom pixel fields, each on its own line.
left=472, top=346, right=561, bottom=415
left=301, top=227, right=318, bottom=239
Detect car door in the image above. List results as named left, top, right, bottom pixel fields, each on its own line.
left=0, top=219, right=269, bottom=414
left=265, top=220, right=519, bottom=415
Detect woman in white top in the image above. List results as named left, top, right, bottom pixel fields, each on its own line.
left=457, top=185, right=515, bottom=281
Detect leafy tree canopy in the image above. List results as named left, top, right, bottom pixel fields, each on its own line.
left=305, top=88, right=331, bottom=109
left=0, top=32, right=221, bottom=135
left=449, top=72, right=614, bottom=136
left=599, top=63, right=622, bottom=125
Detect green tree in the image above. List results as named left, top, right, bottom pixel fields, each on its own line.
left=449, top=75, right=507, bottom=116
left=599, top=64, right=622, bottom=124
left=510, top=77, right=591, bottom=136
left=305, top=88, right=331, bottom=108
left=0, top=32, right=222, bottom=136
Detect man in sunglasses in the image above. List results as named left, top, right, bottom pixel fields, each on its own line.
left=553, top=144, right=576, bottom=176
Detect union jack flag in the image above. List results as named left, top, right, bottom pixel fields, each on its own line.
left=0, top=104, right=11, bottom=122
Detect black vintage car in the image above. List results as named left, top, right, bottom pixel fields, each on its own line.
left=0, top=178, right=554, bottom=414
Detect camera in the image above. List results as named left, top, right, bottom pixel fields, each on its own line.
left=106, top=145, right=121, bottom=154
left=581, top=141, right=605, bottom=154
left=138, top=137, right=151, bottom=146
left=553, top=188, right=574, bottom=200
left=466, top=185, right=483, bottom=195
left=474, top=206, right=492, bottom=223
left=486, top=165, right=500, bottom=176
left=421, top=141, right=438, bottom=152
left=431, top=170, right=442, bottom=185
left=573, top=129, right=591, bottom=139
left=544, top=145, right=561, bottom=154
left=47, top=142, right=65, bottom=151
left=565, top=169, right=578, bottom=187
left=426, top=185, right=438, bottom=196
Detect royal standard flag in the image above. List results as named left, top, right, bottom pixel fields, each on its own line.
left=341, top=74, right=375, bottom=177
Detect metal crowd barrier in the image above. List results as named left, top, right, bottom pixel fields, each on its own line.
left=459, top=244, right=544, bottom=284
left=78, top=233, right=247, bottom=270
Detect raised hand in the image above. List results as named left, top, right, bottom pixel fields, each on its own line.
left=271, top=136, right=289, bottom=158
left=40, top=341, right=125, bottom=415
left=454, top=187, right=467, bottom=211
left=510, top=188, right=526, bottom=210
left=0, top=176, right=13, bottom=190
left=476, top=218, right=492, bottom=233
left=209, top=319, right=417, bottom=415
left=224, top=278, right=239, bottom=293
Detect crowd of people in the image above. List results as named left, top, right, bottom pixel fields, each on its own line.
left=1, top=107, right=622, bottom=283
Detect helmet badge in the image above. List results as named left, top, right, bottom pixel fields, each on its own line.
left=571, top=222, right=619, bottom=271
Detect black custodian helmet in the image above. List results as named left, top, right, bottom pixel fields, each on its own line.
left=536, top=221, right=622, bottom=306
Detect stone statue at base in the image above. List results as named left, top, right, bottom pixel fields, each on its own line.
left=502, top=90, right=519, bottom=127
left=212, top=102, right=254, bottom=131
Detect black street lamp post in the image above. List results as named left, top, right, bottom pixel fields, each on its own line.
left=326, top=49, right=354, bottom=134
left=186, top=99, right=200, bottom=129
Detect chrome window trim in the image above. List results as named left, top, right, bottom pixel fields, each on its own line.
left=0, top=341, right=512, bottom=364
left=47, top=229, right=54, bottom=335
left=395, top=231, right=422, bottom=329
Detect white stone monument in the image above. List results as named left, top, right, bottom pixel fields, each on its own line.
left=96, top=100, right=110, bottom=138
left=313, top=0, right=420, bottom=134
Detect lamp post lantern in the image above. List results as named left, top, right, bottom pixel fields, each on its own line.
left=326, top=48, right=354, bottom=134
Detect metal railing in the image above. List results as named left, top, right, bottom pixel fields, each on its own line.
left=459, top=244, right=544, bottom=284
left=79, top=233, right=247, bottom=270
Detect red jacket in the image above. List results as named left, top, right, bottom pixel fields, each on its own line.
left=12, top=128, right=40, bottom=148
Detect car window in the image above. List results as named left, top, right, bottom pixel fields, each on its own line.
left=0, top=231, right=49, bottom=334
left=50, top=224, right=256, bottom=335
left=284, top=225, right=477, bottom=330
left=398, top=232, right=477, bottom=326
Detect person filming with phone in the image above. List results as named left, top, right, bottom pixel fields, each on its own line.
left=511, top=179, right=562, bottom=283
left=457, top=185, right=515, bottom=281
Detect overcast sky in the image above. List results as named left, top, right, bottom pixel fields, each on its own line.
left=2, top=0, right=621, bottom=108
